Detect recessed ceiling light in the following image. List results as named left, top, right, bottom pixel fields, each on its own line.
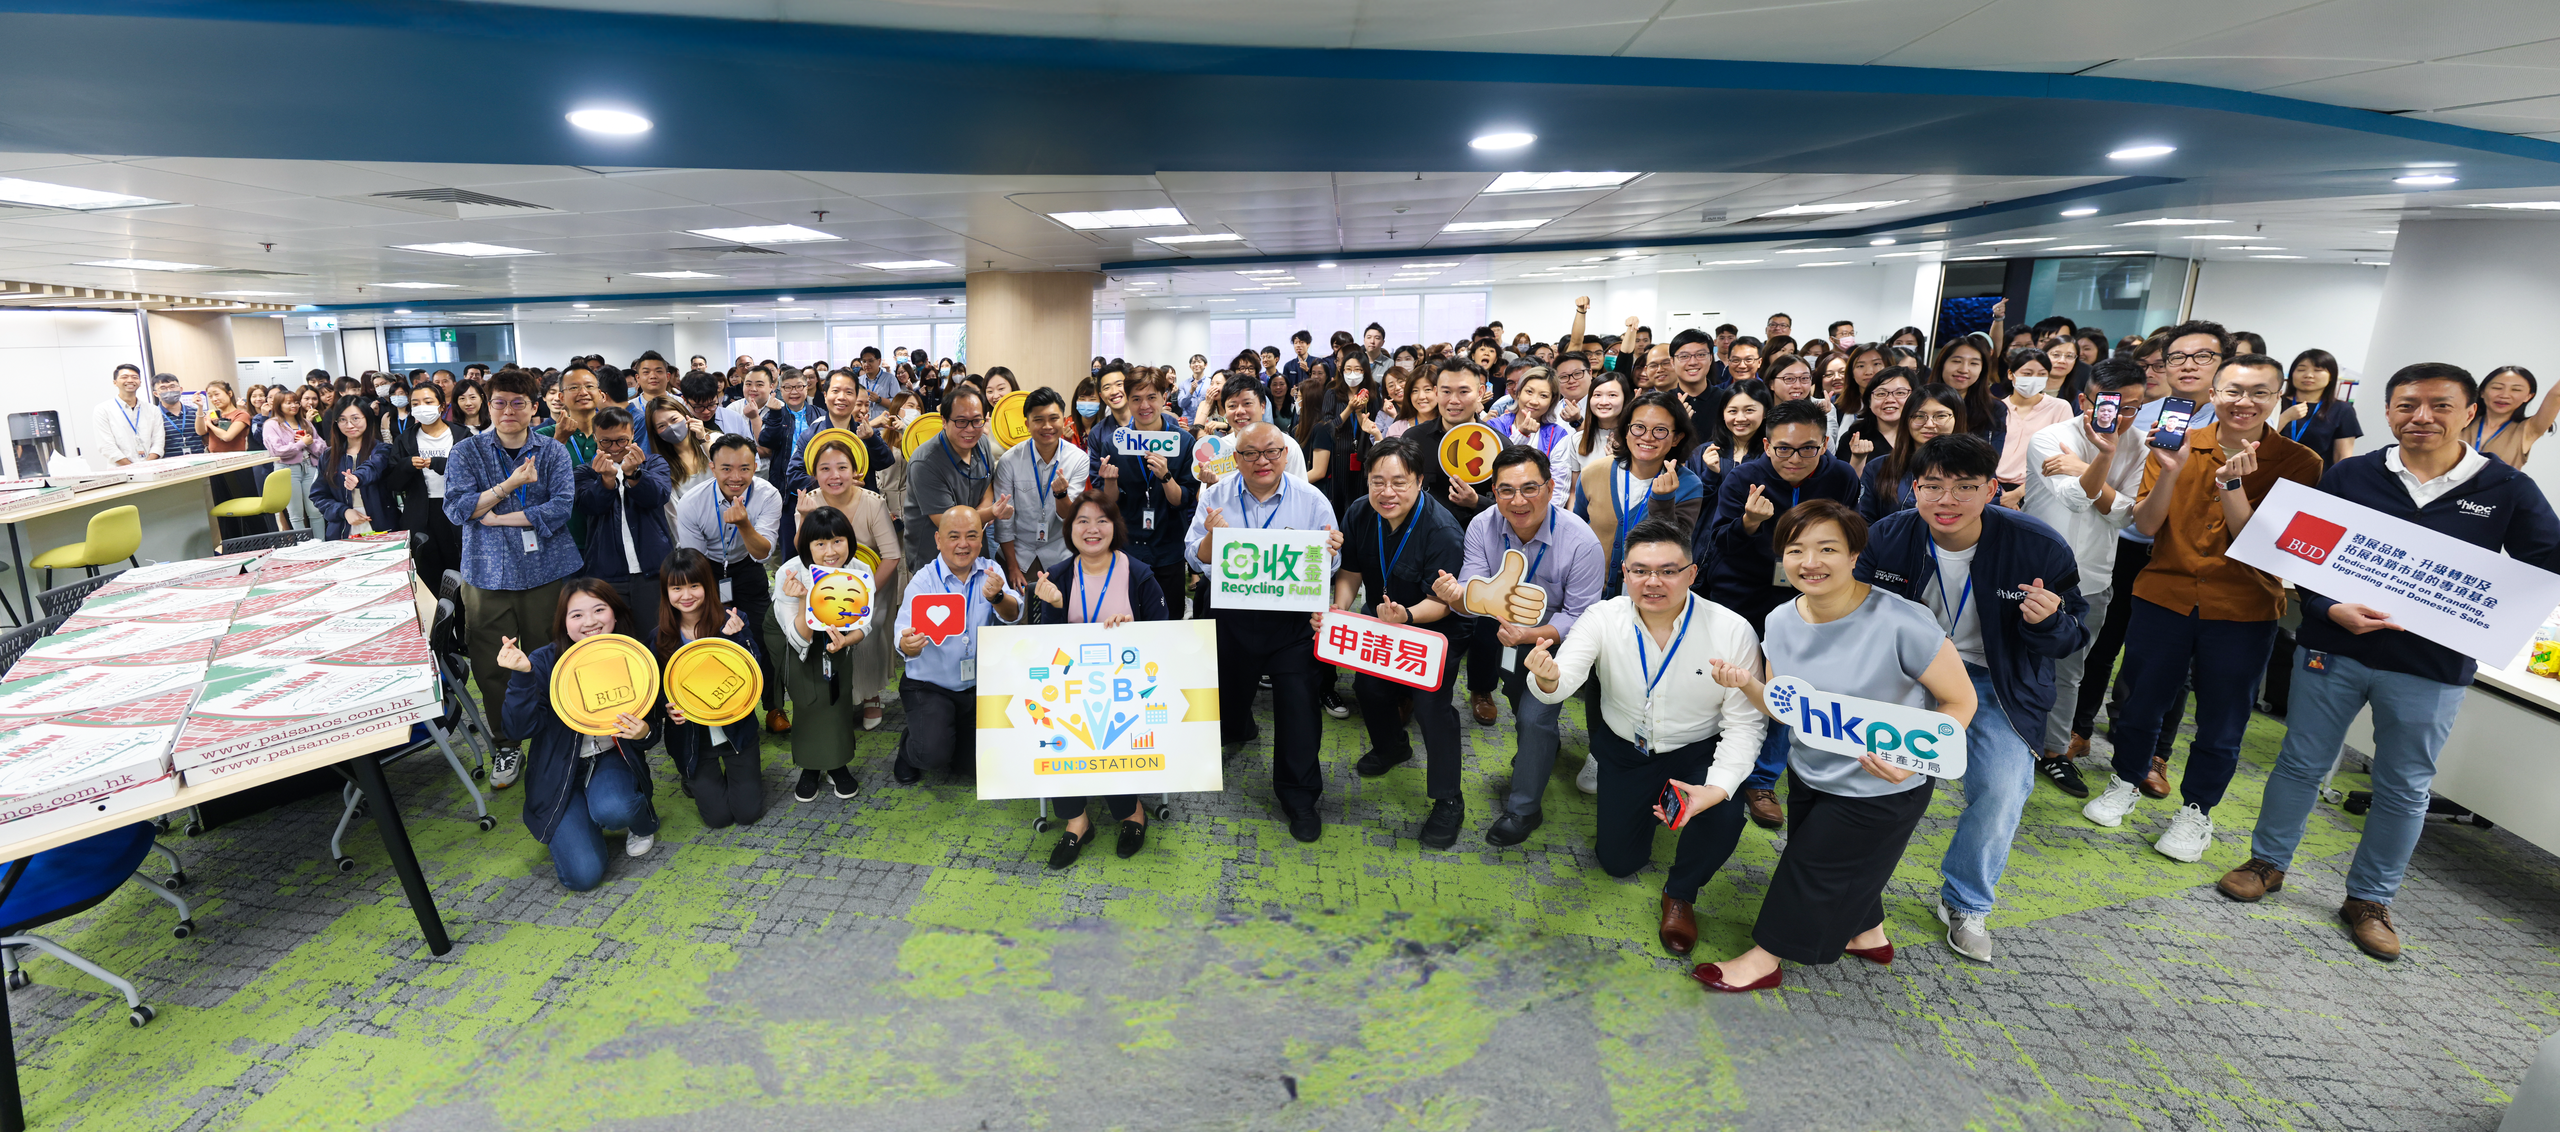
left=392, top=308, right=412, bottom=314
left=1443, top=219, right=1552, bottom=233
left=2395, top=173, right=2458, bottom=186
left=861, top=259, right=953, bottom=270
left=373, top=281, right=460, bottom=289
left=1975, top=238, right=2054, bottom=246
left=76, top=258, right=210, bottom=271
left=2117, top=218, right=2229, bottom=227
left=1317, top=261, right=1336, bottom=268
left=2046, top=245, right=2113, bottom=251
left=1754, top=200, right=1911, bottom=218
left=776, top=295, right=793, bottom=302
left=1483, top=171, right=1637, bottom=194
left=2465, top=201, right=2560, bottom=211
left=566, top=108, right=651, bottom=134
left=1401, top=262, right=1463, bottom=269
left=685, top=224, right=839, bottom=243
left=1469, top=132, right=1536, bottom=151
left=1869, top=237, right=1897, bottom=246
left=632, top=270, right=722, bottom=279
left=394, top=242, right=542, bottom=257
left=1779, top=247, right=1851, bottom=254
left=1699, top=259, right=1765, bottom=266
left=201, top=289, right=298, bottom=296
left=0, top=177, right=170, bottom=211
left=1049, top=208, right=1188, bottom=230
left=573, top=303, right=590, bottom=309
left=2060, top=207, right=2101, bottom=218
left=1235, top=269, right=1287, bottom=276
left=1796, top=261, right=1854, bottom=267
left=2108, top=144, right=2177, bottom=160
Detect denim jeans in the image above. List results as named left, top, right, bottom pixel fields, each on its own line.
left=2250, top=648, right=2466, bottom=906
left=2043, top=583, right=2112, bottom=753
left=1940, top=663, right=2037, bottom=917
left=549, top=753, right=659, bottom=892
left=2107, top=599, right=2279, bottom=813
left=283, top=461, right=318, bottom=532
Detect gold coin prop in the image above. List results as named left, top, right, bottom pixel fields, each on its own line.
left=802, top=427, right=866, bottom=477
left=664, top=637, right=763, bottom=726
left=548, top=634, right=661, bottom=737
left=990, top=390, right=1030, bottom=449
left=1437, top=422, right=1504, bottom=484
left=900, top=413, right=944, bottom=460
left=853, top=544, right=881, bottom=573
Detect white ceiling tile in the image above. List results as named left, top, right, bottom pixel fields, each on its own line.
left=2261, top=62, right=2560, bottom=112
left=2083, top=56, right=2405, bottom=91
left=1875, top=0, right=2310, bottom=69
left=1631, top=0, right=1982, bottom=64
left=2162, top=0, right=2560, bottom=64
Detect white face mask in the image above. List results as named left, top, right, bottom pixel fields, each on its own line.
left=1344, top=370, right=1365, bottom=387
left=2012, top=374, right=2048, bottom=398
left=373, top=383, right=392, bottom=398
left=410, top=404, right=441, bottom=425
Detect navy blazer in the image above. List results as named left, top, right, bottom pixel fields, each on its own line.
left=501, top=639, right=661, bottom=845
left=1700, top=453, right=1861, bottom=607
left=573, top=452, right=675, bottom=579
left=1855, top=505, right=2090, bottom=749
left=1027, top=552, right=1171, bottom=626
left=311, top=444, right=404, bottom=541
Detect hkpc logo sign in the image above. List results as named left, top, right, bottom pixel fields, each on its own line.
left=1763, top=675, right=1968, bottom=779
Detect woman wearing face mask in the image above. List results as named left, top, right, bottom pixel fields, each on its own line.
left=312, top=398, right=399, bottom=541
left=1696, top=379, right=1774, bottom=499
left=1573, top=389, right=1704, bottom=599
left=1069, top=374, right=1106, bottom=443
left=360, top=380, right=470, bottom=586
left=1858, top=384, right=1965, bottom=525
left=654, top=548, right=767, bottom=829
left=775, top=505, right=878, bottom=801
left=796, top=440, right=902, bottom=729
left=647, top=396, right=711, bottom=498
left=1995, top=348, right=2073, bottom=501
left=1835, top=367, right=1915, bottom=475
left=1028, top=489, right=1170, bottom=868
left=497, top=581, right=664, bottom=892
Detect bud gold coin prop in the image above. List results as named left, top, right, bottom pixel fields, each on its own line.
left=549, top=634, right=661, bottom=737
left=664, top=637, right=762, bottom=726
left=801, top=427, right=865, bottom=478
left=900, top=413, right=944, bottom=460
left=990, top=391, right=1030, bottom=449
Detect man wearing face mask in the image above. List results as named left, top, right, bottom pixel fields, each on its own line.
left=574, top=407, right=674, bottom=646
left=1829, top=320, right=1858, bottom=350
left=153, top=374, right=206, bottom=457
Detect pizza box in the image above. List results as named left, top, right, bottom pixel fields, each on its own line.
left=181, top=707, right=427, bottom=786
left=71, top=583, right=252, bottom=623
left=0, top=663, right=209, bottom=733
left=174, top=623, right=438, bottom=771
left=205, top=601, right=417, bottom=676
left=95, top=555, right=257, bottom=593
left=6, top=636, right=221, bottom=681
left=229, top=571, right=413, bottom=621
left=0, top=774, right=179, bottom=852
left=43, top=470, right=133, bottom=490
left=0, top=688, right=190, bottom=834
left=261, top=532, right=408, bottom=564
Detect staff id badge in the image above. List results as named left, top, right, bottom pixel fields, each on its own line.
left=521, top=529, right=540, bottom=553
left=718, top=576, right=734, bottom=603
left=1632, top=698, right=1653, bottom=756
left=1141, top=507, right=1156, bottom=532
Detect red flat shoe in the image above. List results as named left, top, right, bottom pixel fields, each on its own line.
left=1844, top=942, right=1895, bottom=966
left=1690, top=962, right=1783, bottom=993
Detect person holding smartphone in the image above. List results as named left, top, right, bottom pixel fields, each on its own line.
left=2019, top=359, right=2150, bottom=799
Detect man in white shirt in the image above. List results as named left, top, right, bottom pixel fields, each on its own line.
left=2020, top=359, right=2149, bottom=795
left=91, top=363, right=164, bottom=465
left=992, top=388, right=1090, bottom=587
left=676, top=434, right=785, bottom=725
left=1523, top=516, right=1766, bottom=957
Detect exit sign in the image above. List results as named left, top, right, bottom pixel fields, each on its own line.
left=307, top=316, right=337, bottom=332
left=436, top=328, right=456, bottom=343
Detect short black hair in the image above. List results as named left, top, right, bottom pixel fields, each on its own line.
left=2216, top=353, right=2284, bottom=387
left=634, top=350, right=670, bottom=367
left=1024, top=386, right=1065, bottom=416
left=1366, top=436, right=1426, bottom=480
left=1669, top=328, right=1713, bottom=355
left=1490, top=442, right=1551, bottom=481
left=2087, top=357, right=2146, bottom=393
left=2162, top=319, right=2232, bottom=357
left=1906, top=434, right=1999, bottom=482
left=1766, top=398, right=1828, bottom=434
left=153, top=372, right=180, bottom=386
left=1728, top=335, right=1764, bottom=355
left=708, top=433, right=756, bottom=461
left=2384, top=362, right=2479, bottom=407
left=860, top=346, right=881, bottom=361
left=678, top=371, right=723, bottom=403
left=1291, top=329, right=1312, bottom=345
left=1828, top=320, right=1854, bottom=337
left=1218, top=374, right=1266, bottom=407
left=1773, top=497, right=1867, bottom=557
left=591, top=406, right=635, bottom=434
left=1766, top=312, right=1791, bottom=324
left=1621, top=517, right=1691, bottom=562
left=1714, top=323, right=1738, bottom=336
left=796, top=505, right=855, bottom=562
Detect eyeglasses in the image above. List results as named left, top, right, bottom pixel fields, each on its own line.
left=1641, top=358, right=1672, bottom=370
left=488, top=397, right=533, bottom=412
left=1673, top=349, right=1713, bottom=361
left=1492, top=482, right=1550, bottom=500
left=2216, top=387, right=2281, bottom=403
left=1911, top=481, right=1989, bottom=501
left=1770, top=442, right=1826, bottom=459
left=1911, top=410, right=1957, bottom=426
left=1869, top=388, right=1911, bottom=400
left=597, top=436, right=637, bottom=450
left=1236, top=446, right=1289, bottom=465
left=1625, top=423, right=1674, bottom=441
left=2164, top=349, right=2224, bottom=368
left=1623, top=564, right=1693, bottom=581
left=946, top=416, right=987, bottom=429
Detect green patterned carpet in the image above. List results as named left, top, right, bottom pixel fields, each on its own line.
left=5, top=686, right=2554, bottom=1131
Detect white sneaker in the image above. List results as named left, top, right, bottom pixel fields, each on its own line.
left=1575, top=754, right=1599, bottom=795
left=2082, top=776, right=2141, bottom=827
left=625, top=831, right=655, bottom=858
left=2154, top=804, right=2214, bottom=863
left=487, top=746, right=522, bottom=789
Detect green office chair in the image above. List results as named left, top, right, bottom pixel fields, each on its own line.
left=210, top=468, right=292, bottom=533
left=29, top=505, right=142, bottom=588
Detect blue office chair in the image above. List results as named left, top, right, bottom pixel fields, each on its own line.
left=0, top=822, right=192, bottom=1028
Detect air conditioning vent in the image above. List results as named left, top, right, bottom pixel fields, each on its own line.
left=670, top=245, right=788, bottom=258
left=199, top=268, right=309, bottom=278
left=358, top=188, right=555, bottom=219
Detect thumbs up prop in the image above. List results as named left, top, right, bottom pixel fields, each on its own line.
left=1461, top=547, right=1551, bottom=627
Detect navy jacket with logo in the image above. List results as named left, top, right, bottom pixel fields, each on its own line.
left=2297, top=448, right=2560, bottom=686
left=1855, top=506, right=2090, bottom=749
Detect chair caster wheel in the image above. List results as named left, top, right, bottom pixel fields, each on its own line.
left=166, top=870, right=187, bottom=889
left=1032, top=817, right=1050, bottom=833
left=128, top=1006, right=154, bottom=1028
left=477, top=815, right=497, bottom=832
left=351, top=801, right=370, bottom=819
left=7, top=971, right=30, bottom=991
left=473, top=766, right=486, bottom=780
left=334, top=856, right=356, bottom=873
left=172, top=920, right=193, bottom=940
left=183, top=823, right=204, bottom=838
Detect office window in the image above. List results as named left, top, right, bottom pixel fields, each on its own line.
left=780, top=339, right=826, bottom=368
left=1247, top=318, right=1295, bottom=356
left=932, top=322, right=965, bottom=364
left=1421, top=292, right=1489, bottom=347
left=1357, top=295, right=1421, bottom=348
left=1093, top=318, right=1126, bottom=360
left=382, top=325, right=512, bottom=370
left=729, top=335, right=777, bottom=365
left=1293, top=297, right=1354, bottom=345
left=828, top=324, right=881, bottom=365
left=1208, top=320, right=1247, bottom=364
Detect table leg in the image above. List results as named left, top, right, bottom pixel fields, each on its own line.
left=6, top=525, right=28, bottom=626
left=347, top=752, right=453, bottom=956
left=1, top=856, right=34, bottom=1132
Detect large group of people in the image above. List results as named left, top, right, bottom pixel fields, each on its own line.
left=92, top=299, right=2560, bottom=990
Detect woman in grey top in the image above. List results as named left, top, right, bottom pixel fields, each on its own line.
left=1666, top=498, right=1976, bottom=992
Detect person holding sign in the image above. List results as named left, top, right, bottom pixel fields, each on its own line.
left=1090, top=369, right=1198, bottom=621
left=1522, top=518, right=1766, bottom=957
left=675, top=435, right=786, bottom=732
left=1027, top=487, right=1172, bottom=868
left=1680, top=500, right=1977, bottom=990
left=794, top=438, right=901, bottom=730
left=2084, top=350, right=2323, bottom=863
left=1856, top=435, right=2088, bottom=962
left=992, top=388, right=1091, bottom=590
left=774, top=506, right=875, bottom=802
left=654, top=549, right=767, bottom=830
left=1437, top=444, right=1606, bottom=848
left=1333, top=437, right=1469, bottom=850
left=497, top=580, right=664, bottom=892
left=2223, top=363, right=2560, bottom=961
left=895, top=504, right=1026, bottom=785
left=1185, top=422, right=1344, bottom=842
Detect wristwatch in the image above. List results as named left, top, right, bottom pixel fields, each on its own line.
left=2218, top=475, right=2244, bottom=492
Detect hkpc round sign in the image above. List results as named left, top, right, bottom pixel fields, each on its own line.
left=1763, top=675, right=1968, bottom=780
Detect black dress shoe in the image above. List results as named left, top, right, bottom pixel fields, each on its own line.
left=1485, top=810, right=1542, bottom=847
left=1354, top=747, right=1411, bottom=777
left=1115, top=819, right=1147, bottom=859
left=892, top=757, right=922, bottom=785
left=1419, top=798, right=1464, bottom=850
left=1287, top=808, right=1321, bottom=843
left=1046, top=828, right=1089, bottom=870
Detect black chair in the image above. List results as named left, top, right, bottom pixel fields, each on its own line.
left=35, top=577, right=110, bottom=622
left=326, top=594, right=498, bottom=869
left=215, top=528, right=314, bottom=556
left=0, top=615, right=69, bottom=677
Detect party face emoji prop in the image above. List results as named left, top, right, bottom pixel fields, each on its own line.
left=808, top=565, right=874, bottom=629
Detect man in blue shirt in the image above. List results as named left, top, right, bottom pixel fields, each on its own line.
left=442, top=371, right=583, bottom=788
left=153, top=374, right=205, bottom=456
left=893, top=503, right=1025, bottom=784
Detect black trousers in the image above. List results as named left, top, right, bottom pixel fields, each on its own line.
left=600, top=573, right=661, bottom=652
left=1146, top=558, right=1188, bottom=622
left=1054, top=794, right=1141, bottom=823
left=684, top=739, right=765, bottom=829
left=718, top=558, right=782, bottom=713
left=1752, top=771, right=1934, bottom=965
left=2072, top=539, right=2189, bottom=755
left=408, top=498, right=461, bottom=597
left=1466, top=615, right=1503, bottom=695
left=1590, top=727, right=1744, bottom=903
left=898, top=679, right=976, bottom=775
left=1216, top=612, right=1323, bottom=812
left=1352, top=626, right=1461, bottom=802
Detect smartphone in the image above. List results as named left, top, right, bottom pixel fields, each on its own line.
left=2148, top=396, right=2197, bottom=451
left=2091, top=392, right=2122, bottom=434
left=1657, top=782, right=1691, bottom=828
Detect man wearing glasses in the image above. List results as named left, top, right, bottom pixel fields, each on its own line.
left=1700, top=400, right=1864, bottom=830
left=1668, top=330, right=1720, bottom=425
left=444, top=371, right=585, bottom=790
left=2083, top=345, right=2322, bottom=865
left=1724, top=336, right=1765, bottom=387
left=1185, top=422, right=1343, bottom=843
left=573, top=406, right=676, bottom=646
left=2076, top=335, right=2195, bottom=796
left=899, top=384, right=1014, bottom=569
left=1856, top=434, right=2089, bottom=961
left=1337, top=437, right=1471, bottom=851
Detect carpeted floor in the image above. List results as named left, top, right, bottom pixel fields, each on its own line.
left=5, top=681, right=2553, bottom=1131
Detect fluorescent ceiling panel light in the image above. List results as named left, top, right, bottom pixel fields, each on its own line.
left=2108, top=144, right=2176, bottom=159
left=1699, top=259, right=1764, bottom=266
left=632, top=270, right=722, bottom=279
left=2117, top=218, right=2228, bottom=227
left=2395, top=174, right=2458, bottom=186
left=1483, top=171, right=1637, bottom=193
left=2060, top=207, right=2100, bottom=217
left=394, top=241, right=541, bottom=257
left=76, top=258, right=210, bottom=271
left=374, top=281, right=461, bottom=289
left=1317, top=261, right=1336, bottom=268
left=2466, top=202, right=2560, bottom=211
left=1469, top=132, right=1535, bottom=150
left=1443, top=219, right=1552, bottom=233
left=0, top=177, right=169, bottom=211
left=685, top=224, right=839, bottom=243
left=566, top=108, right=651, bottom=134
left=1401, top=262, right=1463, bottom=268
left=1869, top=238, right=1897, bottom=246
left=1796, top=261, right=1853, bottom=267
left=1754, top=200, right=1910, bottom=218
left=1146, top=233, right=1245, bottom=245
left=1048, top=208, right=1187, bottom=230
left=860, top=259, right=953, bottom=269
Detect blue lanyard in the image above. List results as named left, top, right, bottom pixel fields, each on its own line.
left=1032, top=446, right=1060, bottom=505
left=1376, top=509, right=1418, bottom=583
left=717, top=488, right=741, bottom=557
left=942, top=437, right=984, bottom=480
left=1239, top=481, right=1283, bottom=529
left=1633, top=596, right=1697, bottom=701
left=2473, top=417, right=2513, bottom=450
left=1611, top=463, right=1655, bottom=567
left=2285, top=401, right=2316, bottom=443
left=1075, top=552, right=1118, bottom=625
left=499, top=441, right=532, bottom=511
left=1505, top=506, right=1555, bottom=588
left=1928, top=541, right=1972, bottom=633
left=118, top=399, right=146, bottom=441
